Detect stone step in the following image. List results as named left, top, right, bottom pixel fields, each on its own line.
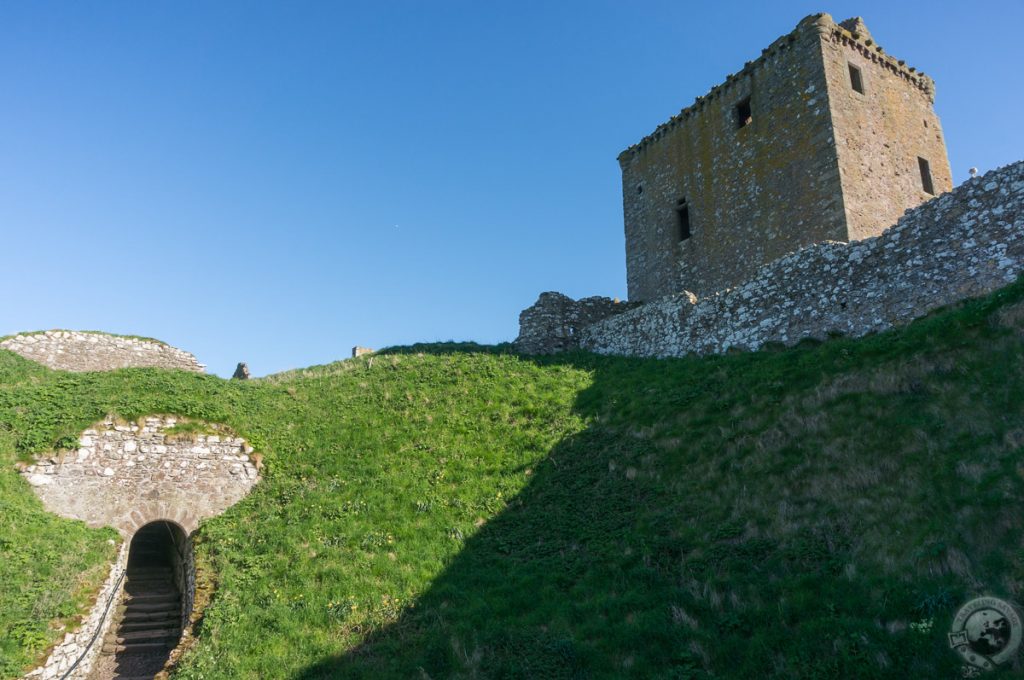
left=101, top=640, right=176, bottom=655
left=118, top=600, right=181, bottom=614
left=125, top=571, right=174, bottom=581
left=125, top=579, right=177, bottom=590
left=128, top=562, right=171, bottom=570
left=119, top=618, right=182, bottom=634
left=105, top=627, right=181, bottom=644
left=126, top=566, right=172, bottom=576
left=120, top=606, right=181, bottom=622
left=125, top=577, right=174, bottom=587
left=123, top=587, right=178, bottom=598
left=123, top=591, right=178, bottom=605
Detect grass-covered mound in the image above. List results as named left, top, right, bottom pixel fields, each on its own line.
left=4, top=279, right=1024, bottom=678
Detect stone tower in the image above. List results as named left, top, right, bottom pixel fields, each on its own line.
left=620, top=14, right=952, bottom=301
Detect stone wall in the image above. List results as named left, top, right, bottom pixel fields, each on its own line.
left=517, top=161, right=1023, bottom=357
left=0, top=331, right=204, bottom=373
left=514, top=293, right=639, bottom=355
left=581, top=162, right=1023, bottom=357
left=22, top=416, right=259, bottom=535
left=618, top=13, right=949, bottom=301
left=23, top=542, right=129, bottom=680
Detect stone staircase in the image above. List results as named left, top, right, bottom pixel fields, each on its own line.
left=97, top=534, right=182, bottom=678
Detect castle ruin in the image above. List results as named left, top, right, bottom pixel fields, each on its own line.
left=623, top=14, right=952, bottom=300
left=514, top=13, right=1000, bottom=357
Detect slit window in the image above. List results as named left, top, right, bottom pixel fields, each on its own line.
left=735, top=97, right=752, bottom=129
left=675, top=200, right=691, bottom=241
left=848, top=63, right=864, bottom=94
left=918, top=157, right=935, bottom=195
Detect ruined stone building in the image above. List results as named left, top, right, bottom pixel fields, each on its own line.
left=621, top=13, right=952, bottom=300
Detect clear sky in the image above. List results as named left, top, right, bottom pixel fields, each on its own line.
left=2, top=1, right=1022, bottom=376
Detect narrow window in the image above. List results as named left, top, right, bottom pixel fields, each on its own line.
left=675, top=199, right=691, bottom=241
left=848, top=63, right=864, bottom=94
left=735, top=97, right=752, bottom=129
left=918, top=157, right=935, bottom=195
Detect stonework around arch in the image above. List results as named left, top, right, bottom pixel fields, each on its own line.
left=22, top=415, right=259, bottom=535
left=0, top=330, right=204, bottom=372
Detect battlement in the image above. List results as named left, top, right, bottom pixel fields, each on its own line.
left=618, top=14, right=933, bottom=163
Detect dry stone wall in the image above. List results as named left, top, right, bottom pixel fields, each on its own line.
left=23, top=542, right=128, bottom=680
left=517, top=161, right=1024, bottom=358
left=0, top=331, right=204, bottom=373
left=22, top=416, right=259, bottom=535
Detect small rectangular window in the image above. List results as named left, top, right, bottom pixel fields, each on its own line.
left=735, top=97, right=752, bottom=129
left=848, top=63, right=864, bottom=94
left=675, top=201, right=691, bottom=241
left=918, top=157, right=935, bottom=195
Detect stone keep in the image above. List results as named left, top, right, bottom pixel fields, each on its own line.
left=621, top=14, right=952, bottom=300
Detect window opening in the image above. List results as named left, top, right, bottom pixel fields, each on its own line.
left=735, top=97, right=752, bottom=129
left=675, top=200, right=691, bottom=241
left=918, top=157, right=935, bottom=195
left=848, top=63, right=864, bottom=94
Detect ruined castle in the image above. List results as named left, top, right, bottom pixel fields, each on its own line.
left=515, top=14, right=1024, bottom=357
left=622, top=14, right=951, bottom=300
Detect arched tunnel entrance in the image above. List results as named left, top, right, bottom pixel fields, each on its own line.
left=98, top=521, right=192, bottom=678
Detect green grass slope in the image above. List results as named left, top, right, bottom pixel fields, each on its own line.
left=4, top=279, right=1024, bottom=678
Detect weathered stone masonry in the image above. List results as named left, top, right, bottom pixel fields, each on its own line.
left=619, top=14, right=951, bottom=301
left=517, top=162, right=1023, bottom=358
left=22, top=416, right=258, bottom=535
left=514, top=293, right=640, bottom=355
left=1, top=331, right=204, bottom=373
left=21, top=416, right=259, bottom=679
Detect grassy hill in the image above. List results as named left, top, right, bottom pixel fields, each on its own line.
left=4, top=278, right=1024, bottom=678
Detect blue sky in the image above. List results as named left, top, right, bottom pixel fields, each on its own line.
left=1, top=1, right=1021, bottom=376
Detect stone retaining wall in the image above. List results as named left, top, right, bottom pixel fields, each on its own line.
left=517, top=161, right=1024, bottom=357
left=0, top=331, right=204, bottom=373
left=22, top=416, right=259, bottom=535
left=23, top=542, right=129, bottom=680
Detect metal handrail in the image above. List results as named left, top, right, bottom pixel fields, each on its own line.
left=58, top=566, right=126, bottom=680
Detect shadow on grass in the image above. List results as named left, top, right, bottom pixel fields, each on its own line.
left=294, top=401, right=689, bottom=678
left=294, top=283, right=1024, bottom=678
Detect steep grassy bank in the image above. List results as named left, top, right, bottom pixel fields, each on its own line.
left=3, top=278, right=1024, bottom=677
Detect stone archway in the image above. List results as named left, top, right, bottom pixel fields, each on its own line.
left=22, top=415, right=259, bottom=535
left=21, top=416, right=260, bottom=680
left=94, top=520, right=192, bottom=679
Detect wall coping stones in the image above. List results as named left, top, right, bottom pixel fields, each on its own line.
left=619, top=13, right=932, bottom=161
left=0, top=330, right=205, bottom=373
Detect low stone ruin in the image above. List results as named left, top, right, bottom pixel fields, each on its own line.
left=1, top=330, right=204, bottom=372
